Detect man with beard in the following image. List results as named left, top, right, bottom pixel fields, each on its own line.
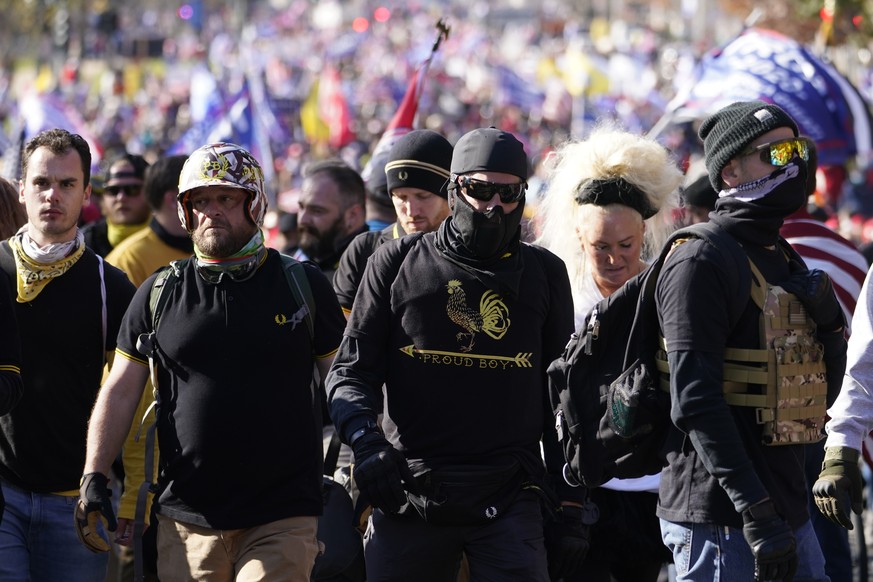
left=296, top=160, right=367, bottom=282
left=327, top=128, right=590, bottom=581
left=77, top=143, right=346, bottom=580
left=655, top=102, right=846, bottom=582
left=82, top=153, right=151, bottom=257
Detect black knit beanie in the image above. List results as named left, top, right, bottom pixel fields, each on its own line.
left=699, top=101, right=798, bottom=191
left=385, top=130, right=453, bottom=198
left=451, top=127, right=528, bottom=180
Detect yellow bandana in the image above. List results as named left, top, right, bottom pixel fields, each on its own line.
left=107, top=220, right=148, bottom=249
left=9, top=235, right=85, bottom=303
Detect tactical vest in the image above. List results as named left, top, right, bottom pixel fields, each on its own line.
left=657, top=258, right=828, bottom=446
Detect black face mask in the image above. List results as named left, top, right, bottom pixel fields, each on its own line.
left=449, top=190, right=524, bottom=261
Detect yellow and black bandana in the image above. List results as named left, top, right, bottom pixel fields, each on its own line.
left=9, top=234, right=85, bottom=303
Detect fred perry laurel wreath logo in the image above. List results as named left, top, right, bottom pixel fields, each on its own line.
left=399, top=170, right=409, bottom=181
left=485, top=506, right=498, bottom=519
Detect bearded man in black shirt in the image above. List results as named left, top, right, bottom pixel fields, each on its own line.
left=78, top=142, right=346, bottom=581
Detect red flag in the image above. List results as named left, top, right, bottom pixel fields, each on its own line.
left=319, top=64, right=356, bottom=150
left=361, top=19, right=450, bottom=183
left=360, top=66, right=424, bottom=182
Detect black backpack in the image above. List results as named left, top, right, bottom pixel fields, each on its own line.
left=547, top=221, right=751, bottom=488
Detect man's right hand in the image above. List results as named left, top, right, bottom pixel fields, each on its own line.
left=741, top=500, right=797, bottom=582
left=352, top=432, right=417, bottom=513
left=74, top=472, right=117, bottom=553
left=813, top=446, right=863, bottom=529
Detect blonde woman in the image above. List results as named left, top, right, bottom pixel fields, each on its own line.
left=537, top=127, right=681, bottom=328
left=536, top=127, right=682, bottom=582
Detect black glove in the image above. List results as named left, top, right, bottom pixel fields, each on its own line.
left=780, top=269, right=844, bottom=333
left=74, top=472, right=117, bottom=553
left=742, top=500, right=797, bottom=582
left=544, top=503, right=592, bottom=581
left=813, top=446, right=863, bottom=529
left=352, top=432, right=418, bottom=513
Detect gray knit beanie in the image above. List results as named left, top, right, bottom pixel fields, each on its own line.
left=699, top=101, right=798, bottom=191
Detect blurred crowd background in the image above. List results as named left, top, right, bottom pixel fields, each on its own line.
left=3, top=0, right=873, bottom=245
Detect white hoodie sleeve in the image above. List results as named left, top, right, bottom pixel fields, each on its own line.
left=825, top=265, right=873, bottom=451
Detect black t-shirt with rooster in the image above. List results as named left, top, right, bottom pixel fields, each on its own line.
left=328, top=231, right=575, bottom=490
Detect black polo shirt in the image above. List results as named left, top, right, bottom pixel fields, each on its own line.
left=117, top=250, right=345, bottom=529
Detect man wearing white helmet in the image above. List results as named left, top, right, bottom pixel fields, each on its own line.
left=78, top=143, right=347, bottom=581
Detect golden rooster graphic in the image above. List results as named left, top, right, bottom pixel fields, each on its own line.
left=445, top=280, right=510, bottom=352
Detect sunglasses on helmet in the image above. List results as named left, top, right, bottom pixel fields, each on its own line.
left=742, top=137, right=811, bottom=167
left=454, top=175, right=527, bottom=204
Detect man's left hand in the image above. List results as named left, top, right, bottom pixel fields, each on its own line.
left=780, top=269, right=844, bottom=333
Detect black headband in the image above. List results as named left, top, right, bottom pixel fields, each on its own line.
left=574, top=177, right=658, bottom=219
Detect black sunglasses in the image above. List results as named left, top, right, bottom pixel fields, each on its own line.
left=104, top=185, right=143, bottom=197
left=455, top=175, right=527, bottom=204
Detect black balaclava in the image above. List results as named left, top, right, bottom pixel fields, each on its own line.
left=440, top=127, right=528, bottom=263
left=434, top=127, right=529, bottom=300
left=447, top=189, right=525, bottom=261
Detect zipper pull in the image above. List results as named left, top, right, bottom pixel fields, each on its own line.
left=584, top=306, right=600, bottom=356
left=555, top=409, right=564, bottom=442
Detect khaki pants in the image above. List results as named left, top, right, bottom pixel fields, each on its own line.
left=157, top=515, right=319, bottom=582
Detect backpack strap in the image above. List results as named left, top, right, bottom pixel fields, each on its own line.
left=671, top=221, right=752, bottom=328
left=132, top=259, right=184, bottom=582
left=278, top=254, right=315, bottom=344
left=95, top=255, right=108, bottom=362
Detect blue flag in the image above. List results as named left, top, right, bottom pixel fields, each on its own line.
left=662, top=28, right=872, bottom=166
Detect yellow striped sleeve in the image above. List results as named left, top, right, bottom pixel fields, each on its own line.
left=116, top=348, right=149, bottom=367
left=0, top=365, right=20, bottom=374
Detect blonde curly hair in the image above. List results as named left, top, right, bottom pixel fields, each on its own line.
left=535, top=126, right=682, bottom=311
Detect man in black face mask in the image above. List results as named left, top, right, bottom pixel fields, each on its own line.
left=655, top=101, right=846, bottom=582
left=326, top=127, right=591, bottom=581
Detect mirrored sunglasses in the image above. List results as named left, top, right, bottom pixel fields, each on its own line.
left=456, top=176, right=527, bottom=204
left=104, top=185, right=143, bottom=197
left=743, top=137, right=811, bottom=167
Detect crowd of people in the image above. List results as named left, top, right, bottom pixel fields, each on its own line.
left=3, top=7, right=873, bottom=582
left=0, top=94, right=872, bottom=582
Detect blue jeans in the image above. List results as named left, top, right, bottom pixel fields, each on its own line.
left=0, top=479, right=109, bottom=582
left=660, top=518, right=828, bottom=582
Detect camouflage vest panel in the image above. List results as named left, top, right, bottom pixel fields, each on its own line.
left=722, top=260, right=828, bottom=446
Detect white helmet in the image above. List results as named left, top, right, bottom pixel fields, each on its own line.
left=177, top=142, right=267, bottom=231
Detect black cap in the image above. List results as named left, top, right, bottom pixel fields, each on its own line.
left=451, top=127, right=528, bottom=180
left=105, top=153, right=149, bottom=187
left=699, top=100, right=798, bottom=191
left=683, top=174, right=718, bottom=210
left=385, top=130, right=453, bottom=198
